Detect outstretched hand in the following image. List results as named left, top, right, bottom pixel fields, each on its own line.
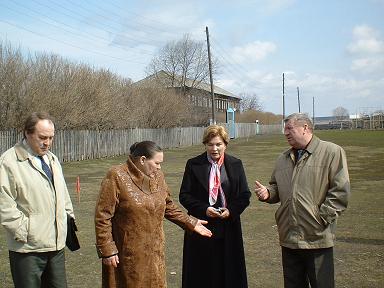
left=254, top=180, right=270, bottom=201
left=193, top=219, right=212, bottom=237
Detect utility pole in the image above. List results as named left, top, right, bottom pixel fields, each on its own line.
left=312, top=97, right=315, bottom=128
left=282, top=73, right=286, bottom=133
left=297, top=86, right=301, bottom=113
left=206, top=26, right=216, bottom=124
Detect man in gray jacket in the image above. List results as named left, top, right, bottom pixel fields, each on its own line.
left=255, top=113, right=350, bottom=288
left=0, top=112, right=75, bottom=288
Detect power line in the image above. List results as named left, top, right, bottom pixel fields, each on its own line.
left=210, top=36, right=261, bottom=90
left=2, top=0, right=259, bottom=87
left=105, top=0, right=181, bottom=32
left=3, top=0, right=156, bottom=57
left=0, top=19, right=148, bottom=65
left=3, top=1, right=104, bottom=46
left=31, top=0, right=162, bottom=48
left=67, top=0, right=175, bottom=36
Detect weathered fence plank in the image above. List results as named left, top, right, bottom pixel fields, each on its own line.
left=0, top=124, right=282, bottom=162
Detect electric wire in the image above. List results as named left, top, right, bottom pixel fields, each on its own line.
left=211, top=36, right=261, bottom=94
left=3, top=0, right=156, bottom=57
left=0, top=19, right=148, bottom=65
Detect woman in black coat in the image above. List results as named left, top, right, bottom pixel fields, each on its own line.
left=179, top=125, right=251, bottom=288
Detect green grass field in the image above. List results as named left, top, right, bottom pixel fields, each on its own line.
left=0, top=130, right=383, bottom=287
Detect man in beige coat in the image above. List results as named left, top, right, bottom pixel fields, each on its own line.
left=255, top=113, right=350, bottom=288
left=0, top=112, right=74, bottom=288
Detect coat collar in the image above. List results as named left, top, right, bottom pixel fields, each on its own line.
left=191, top=152, right=234, bottom=192
left=191, top=153, right=210, bottom=191
left=305, top=134, right=320, bottom=154
left=14, top=140, right=55, bottom=163
left=14, top=140, right=58, bottom=184
left=126, top=155, right=159, bottom=195
left=283, top=135, right=320, bottom=161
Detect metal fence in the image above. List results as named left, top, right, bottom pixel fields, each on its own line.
left=0, top=123, right=282, bottom=162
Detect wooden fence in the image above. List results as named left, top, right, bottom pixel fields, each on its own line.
left=0, top=123, right=282, bottom=162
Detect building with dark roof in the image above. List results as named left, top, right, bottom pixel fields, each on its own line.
left=134, top=70, right=241, bottom=113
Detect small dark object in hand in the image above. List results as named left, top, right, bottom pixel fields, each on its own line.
left=213, top=207, right=223, bottom=214
left=66, top=214, right=80, bottom=251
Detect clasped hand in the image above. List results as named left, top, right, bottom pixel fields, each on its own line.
left=206, top=206, right=230, bottom=219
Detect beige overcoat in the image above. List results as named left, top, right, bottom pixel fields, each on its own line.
left=267, top=135, right=350, bottom=249
left=0, top=141, right=74, bottom=252
left=95, top=156, right=197, bottom=288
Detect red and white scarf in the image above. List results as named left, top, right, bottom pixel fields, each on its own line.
left=208, top=153, right=227, bottom=207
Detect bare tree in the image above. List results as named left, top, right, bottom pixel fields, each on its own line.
left=239, top=92, right=263, bottom=112
left=146, top=34, right=216, bottom=93
left=128, top=85, right=192, bottom=128
left=332, top=106, right=349, bottom=120
left=1, top=41, right=207, bottom=129
left=0, top=42, right=31, bottom=129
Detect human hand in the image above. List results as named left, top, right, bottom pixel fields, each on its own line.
left=255, top=180, right=270, bottom=201
left=206, top=206, right=223, bottom=218
left=194, top=219, right=212, bottom=237
left=102, top=254, right=119, bottom=267
left=217, top=207, right=230, bottom=219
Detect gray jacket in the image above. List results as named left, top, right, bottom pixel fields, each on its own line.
left=0, top=141, right=74, bottom=252
left=267, top=135, right=350, bottom=249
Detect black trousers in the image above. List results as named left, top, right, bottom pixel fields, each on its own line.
left=9, top=249, right=67, bottom=288
left=281, top=246, right=334, bottom=288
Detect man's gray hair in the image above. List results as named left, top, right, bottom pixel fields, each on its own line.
left=284, top=113, right=313, bottom=131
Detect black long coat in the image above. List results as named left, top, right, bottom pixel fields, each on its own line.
left=179, top=152, right=251, bottom=288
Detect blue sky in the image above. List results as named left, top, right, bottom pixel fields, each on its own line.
left=1, top=0, right=383, bottom=116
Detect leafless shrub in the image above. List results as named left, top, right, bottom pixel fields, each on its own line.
left=236, top=110, right=282, bottom=124
left=0, top=42, right=199, bottom=129
left=128, top=85, right=192, bottom=128
left=0, top=42, right=30, bottom=129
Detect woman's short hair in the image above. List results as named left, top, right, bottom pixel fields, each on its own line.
left=202, top=125, right=229, bottom=145
left=23, top=112, right=54, bottom=138
left=129, top=141, right=162, bottom=160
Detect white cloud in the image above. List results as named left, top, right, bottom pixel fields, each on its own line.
left=347, top=25, right=384, bottom=74
left=351, top=57, right=384, bottom=73
left=231, top=41, right=277, bottom=64
left=347, top=25, right=384, bottom=54
left=218, top=70, right=383, bottom=116
left=349, top=38, right=383, bottom=54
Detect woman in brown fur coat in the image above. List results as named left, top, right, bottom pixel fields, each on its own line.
left=95, top=141, right=212, bottom=288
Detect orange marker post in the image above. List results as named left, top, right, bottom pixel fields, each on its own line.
left=76, top=176, right=81, bottom=204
